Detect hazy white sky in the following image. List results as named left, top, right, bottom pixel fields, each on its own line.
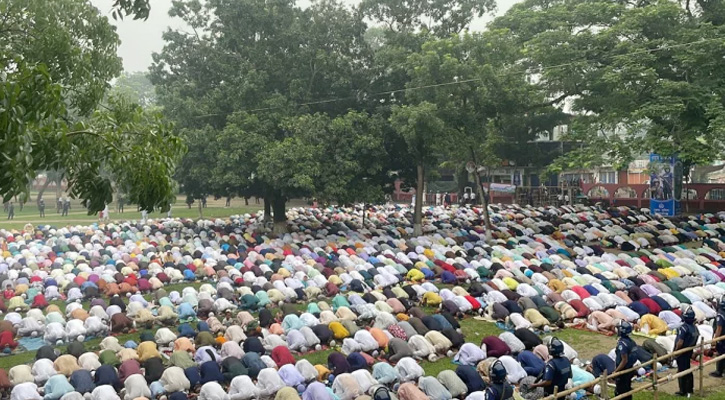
left=91, top=0, right=520, bottom=73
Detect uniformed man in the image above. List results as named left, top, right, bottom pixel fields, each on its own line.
left=531, top=337, right=571, bottom=395
left=486, top=360, right=514, bottom=400
left=711, top=298, right=725, bottom=378
left=613, top=320, right=637, bottom=400
left=675, top=307, right=699, bottom=396
left=38, top=199, right=45, bottom=218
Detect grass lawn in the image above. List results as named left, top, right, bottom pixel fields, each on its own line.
left=0, top=204, right=263, bottom=230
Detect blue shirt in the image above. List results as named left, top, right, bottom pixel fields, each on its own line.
left=591, top=354, right=615, bottom=378
left=676, top=323, right=699, bottom=349
left=485, top=383, right=513, bottom=400
left=629, top=301, right=650, bottom=316
left=517, top=350, right=544, bottom=377
left=651, top=295, right=671, bottom=311
left=543, top=357, right=571, bottom=392
left=433, top=314, right=453, bottom=330
left=716, top=314, right=725, bottom=352
left=615, top=336, right=636, bottom=369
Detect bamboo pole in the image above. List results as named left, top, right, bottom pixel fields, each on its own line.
left=601, top=371, right=609, bottom=400
left=611, top=381, right=655, bottom=400
left=543, top=335, right=725, bottom=400
left=699, top=339, right=705, bottom=397
left=652, top=354, right=658, bottom=400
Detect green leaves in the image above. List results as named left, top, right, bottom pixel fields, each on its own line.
left=0, top=0, right=183, bottom=212
left=111, top=0, right=151, bottom=20
left=494, top=0, right=725, bottom=170
left=390, top=102, right=445, bottom=164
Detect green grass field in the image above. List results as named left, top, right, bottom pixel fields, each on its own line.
left=0, top=204, right=263, bottom=230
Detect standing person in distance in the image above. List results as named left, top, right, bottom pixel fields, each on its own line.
left=530, top=337, right=571, bottom=396
left=710, top=297, right=725, bottom=378
left=613, top=321, right=637, bottom=400
left=485, top=360, right=514, bottom=400
left=675, top=307, right=699, bottom=396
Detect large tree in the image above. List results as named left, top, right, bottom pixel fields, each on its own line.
left=390, top=102, right=446, bottom=235
left=152, top=0, right=387, bottom=232
left=0, top=0, right=184, bottom=212
left=402, top=32, right=567, bottom=236
left=492, top=0, right=725, bottom=175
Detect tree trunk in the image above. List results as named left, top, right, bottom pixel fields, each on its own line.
left=263, top=197, right=271, bottom=222
left=197, top=200, right=203, bottom=219
left=55, top=176, right=62, bottom=199
left=469, top=147, right=493, bottom=242
left=473, top=168, right=493, bottom=242
left=413, top=164, right=424, bottom=236
left=37, top=179, right=51, bottom=204
left=683, top=166, right=691, bottom=214
left=272, top=196, right=287, bottom=235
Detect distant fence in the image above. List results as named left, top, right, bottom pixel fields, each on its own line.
left=581, top=183, right=725, bottom=212
left=393, top=183, right=725, bottom=212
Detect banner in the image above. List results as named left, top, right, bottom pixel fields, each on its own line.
left=649, top=154, right=680, bottom=217
left=489, top=183, right=516, bottom=193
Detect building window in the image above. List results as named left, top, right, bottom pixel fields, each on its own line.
left=561, top=173, right=593, bottom=184
left=705, top=189, right=725, bottom=200
left=599, top=171, right=616, bottom=184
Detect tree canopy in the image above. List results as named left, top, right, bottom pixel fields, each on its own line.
left=144, top=0, right=725, bottom=233
left=493, top=0, right=725, bottom=173
left=0, top=0, right=184, bottom=211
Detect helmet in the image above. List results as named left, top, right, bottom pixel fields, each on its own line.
left=549, top=337, right=564, bottom=357
left=683, top=307, right=696, bottom=323
left=374, top=386, right=392, bottom=400
left=490, top=360, right=507, bottom=384
left=618, top=321, right=632, bottom=337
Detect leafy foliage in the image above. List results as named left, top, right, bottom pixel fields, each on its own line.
left=108, top=72, right=157, bottom=108
left=0, top=0, right=184, bottom=211
left=493, top=0, right=725, bottom=171
left=111, top=0, right=151, bottom=20
left=152, top=0, right=390, bottom=223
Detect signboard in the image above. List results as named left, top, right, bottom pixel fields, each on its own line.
left=649, top=153, right=680, bottom=217
left=490, top=183, right=516, bottom=193
left=513, top=171, right=521, bottom=186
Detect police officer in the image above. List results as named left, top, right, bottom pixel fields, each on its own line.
left=675, top=307, right=699, bottom=396
left=486, top=360, right=514, bottom=400
left=531, top=337, right=571, bottom=396
left=711, top=297, right=725, bottom=378
left=613, top=321, right=637, bottom=400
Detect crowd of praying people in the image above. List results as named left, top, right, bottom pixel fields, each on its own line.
left=0, top=203, right=721, bottom=400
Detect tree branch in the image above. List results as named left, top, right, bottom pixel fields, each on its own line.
left=66, top=130, right=127, bottom=153
left=528, top=91, right=577, bottom=110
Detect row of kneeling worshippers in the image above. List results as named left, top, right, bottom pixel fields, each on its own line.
left=5, top=328, right=669, bottom=400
